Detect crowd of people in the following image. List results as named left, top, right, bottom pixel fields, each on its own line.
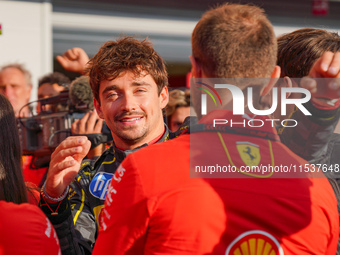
left=0, top=2, right=340, bottom=254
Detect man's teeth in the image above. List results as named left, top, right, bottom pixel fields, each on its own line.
left=123, top=117, right=141, bottom=122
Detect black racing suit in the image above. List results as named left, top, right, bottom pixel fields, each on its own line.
left=279, top=101, right=340, bottom=255
left=278, top=101, right=340, bottom=165
left=39, top=124, right=190, bottom=255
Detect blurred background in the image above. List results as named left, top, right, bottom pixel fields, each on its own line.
left=0, top=0, right=339, bottom=101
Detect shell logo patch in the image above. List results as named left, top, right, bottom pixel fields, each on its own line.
left=236, top=141, right=261, bottom=167
left=226, top=230, right=284, bottom=255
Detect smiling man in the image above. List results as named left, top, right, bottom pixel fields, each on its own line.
left=38, top=37, right=174, bottom=255
left=95, top=71, right=167, bottom=149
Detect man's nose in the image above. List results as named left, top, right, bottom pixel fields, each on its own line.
left=120, top=93, right=137, bottom=112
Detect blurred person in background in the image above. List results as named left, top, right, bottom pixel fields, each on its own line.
left=166, top=89, right=191, bottom=132
left=23, top=72, right=70, bottom=187
left=37, top=71, right=70, bottom=114
left=70, top=75, right=105, bottom=159
left=0, top=63, right=32, bottom=117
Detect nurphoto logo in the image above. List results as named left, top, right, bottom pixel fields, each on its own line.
left=194, top=78, right=313, bottom=128
left=198, top=81, right=311, bottom=116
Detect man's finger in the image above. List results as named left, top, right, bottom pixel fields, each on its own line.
left=71, top=119, right=80, bottom=134
left=309, top=51, right=334, bottom=77
left=51, top=136, right=88, bottom=157
left=94, top=119, right=104, bottom=133
left=78, top=112, right=91, bottom=134
left=300, top=77, right=317, bottom=94
left=86, top=111, right=99, bottom=132
left=64, top=49, right=78, bottom=60
left=328, top=52, right=340, bottom=77
left=56, top=56, right=69, bottom=68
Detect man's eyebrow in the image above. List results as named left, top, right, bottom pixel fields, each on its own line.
left=102, top=85, right=118, bottom=95
left=132, top=81, right=152, bottom=86
left=101, top=81, right=151, bottom=94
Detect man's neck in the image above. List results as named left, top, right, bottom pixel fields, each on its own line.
left=114, top=127, right=166, bottom=151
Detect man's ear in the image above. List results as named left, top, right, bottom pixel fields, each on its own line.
left=189, top=55, right=202, bottom=78
left=282, top=76, right=293, bottom=98
left=93, top=98, right=104, bottom=119
left=260, top=65, right=281, bottom=96
left=159, top=86, right=169, bottom=109
left=26, top=84, right=32, bottom=102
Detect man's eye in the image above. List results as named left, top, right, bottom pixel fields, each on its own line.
left=136, top=89, right=146, bottom=93
left=107, top=93, right=118, bottom=98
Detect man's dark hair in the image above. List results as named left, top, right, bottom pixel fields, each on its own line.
left=87, top=36, right=168, bottom=102
left=192, top=3, right=277, bottom=78
left=0, top=94, right=28, bottom=203
left=38, top=72, right=70, bottom=88
left=278, top=28, right=340, bottom=77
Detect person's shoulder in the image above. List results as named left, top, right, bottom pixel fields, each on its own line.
left=135, top=133, right=190, bottom=159
left=308, top=177, right=339, bottom=211
left=0, top=200, right=45, bottom=218
left=77, top=147, right=114, bottom=178
left=0, top=201, right=51, bottom=233
left=120, top=134, right=190, bottom=181
left=75, top=159, right=97, bottom=184
left=0, top=201, right=61, bottom=255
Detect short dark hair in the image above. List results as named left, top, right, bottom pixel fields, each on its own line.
left=192, top=3, right=277, bottom=78
left=38, top=72, right=70, bottom=88
left=87, top=37, right=168, bottom=102
left=277, top=28, right=340, bottom=78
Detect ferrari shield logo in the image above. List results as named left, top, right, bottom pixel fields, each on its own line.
left=236, top=141, right=261, bottom=167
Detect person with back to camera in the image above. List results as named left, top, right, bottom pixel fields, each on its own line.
left=0, top=93, right=61, bottom=254
left=38, top=37, right=189, bottom=255
left=93, top=4, right=339, bottom=254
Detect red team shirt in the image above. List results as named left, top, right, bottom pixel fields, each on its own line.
left=22, top=155, right=48, bottom=187
left=93, top=110, right=339, bottom=255
left=0, top=201, right=61, bottom=255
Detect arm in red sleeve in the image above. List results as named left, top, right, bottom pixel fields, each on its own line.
left=93, top=155, right=151, bottom=255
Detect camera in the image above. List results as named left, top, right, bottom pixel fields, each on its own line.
left=17, top=89, right=112, bottom=157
